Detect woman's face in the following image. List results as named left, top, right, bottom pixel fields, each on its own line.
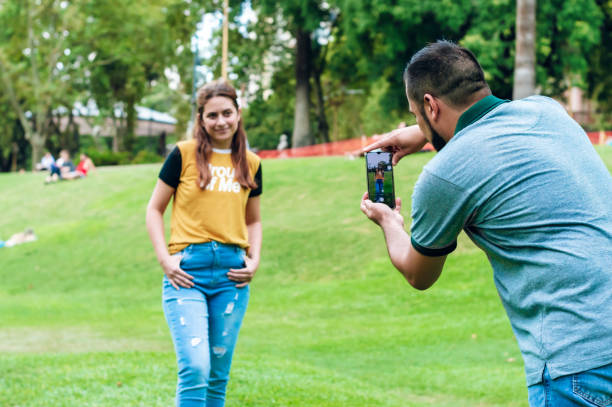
left=201, top=96, right=241, bottom=149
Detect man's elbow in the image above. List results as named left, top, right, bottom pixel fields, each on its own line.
left=398, top=263, right=440, bottom=290
left=400, top=248, right=445, bottom=291
left=404, top=274, right=435, bottom=291
left=391, top=259, right=431, bottom=290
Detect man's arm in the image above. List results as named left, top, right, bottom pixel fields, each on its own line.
left=360, top=193, right=446, bottom=290
left=362, top=124, right=427, bottom=165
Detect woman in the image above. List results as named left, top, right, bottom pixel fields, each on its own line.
left=146, top=79, right=262, bottom=407
left=374, top=163, right=385, bottom=203
left=63, top=153, right=96, bottom=180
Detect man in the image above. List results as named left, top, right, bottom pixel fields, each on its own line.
left=45, top=149, right=74, bottom=183
left=361, top=40, right=612, bottom=406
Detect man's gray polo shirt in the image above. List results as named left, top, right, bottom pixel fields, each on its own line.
left=410, top=95, right=612, bottom=385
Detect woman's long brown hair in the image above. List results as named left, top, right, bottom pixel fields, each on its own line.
left=193, top=80, right=258, bottom=191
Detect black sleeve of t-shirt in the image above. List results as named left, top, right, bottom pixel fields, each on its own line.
left=158, top=146, right=181, bottom=188
left=249, top=163, right=262, bottom=197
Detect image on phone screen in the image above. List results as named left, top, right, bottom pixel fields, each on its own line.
left=365, top=151, right=396, bottom=208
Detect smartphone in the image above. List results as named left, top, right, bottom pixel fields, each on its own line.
left=365, top=150, right=396, bottom=208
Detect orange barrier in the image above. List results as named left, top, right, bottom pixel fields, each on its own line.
left=586, top=131, right=612, bottom=145
left=256, top=131, right=609, bottom=160
left=256, top=136, right=433, bottom=159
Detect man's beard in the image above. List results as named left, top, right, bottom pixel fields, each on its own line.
left=421, top=108, right=446, bottom=152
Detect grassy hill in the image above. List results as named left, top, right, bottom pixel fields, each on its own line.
left=1, top=146, right=610, bottom=406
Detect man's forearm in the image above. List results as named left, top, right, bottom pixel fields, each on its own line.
left=380, top=218, right=413, bottom=278
left=380, top=219, right=446, bottom=290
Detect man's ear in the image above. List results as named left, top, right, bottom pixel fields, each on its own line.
left=423, top=93, right=440, bottom=122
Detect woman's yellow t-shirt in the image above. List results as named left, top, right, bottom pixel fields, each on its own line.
left=159, top=140, right=261, bottom=254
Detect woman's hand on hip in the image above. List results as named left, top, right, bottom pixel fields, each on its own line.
left=228, top=255, right=258, bottom=288
left=161, top=254, right=194, bottom=290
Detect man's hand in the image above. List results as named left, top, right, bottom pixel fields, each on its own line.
left=360, top=192, right=404, bottom=229
left=363, top=124, right=427, bottom=165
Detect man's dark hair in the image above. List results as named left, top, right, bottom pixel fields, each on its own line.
left=403, top=40, right=489, bottom=110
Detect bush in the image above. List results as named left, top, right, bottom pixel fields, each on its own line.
left=131, top=150, right=164, bottom=164
left=85, top=149, right=131, bottom=166
left=79, top=135, right=113, bottom=151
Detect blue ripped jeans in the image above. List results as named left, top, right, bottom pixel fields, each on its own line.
left=375, top=179, right=384, bottom=202
left=163, top=242, right=249, bottom=407
left=528, top=363, right=612, bottom=407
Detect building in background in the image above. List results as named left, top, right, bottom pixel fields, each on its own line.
left=55, top=101, right=176, bottom=138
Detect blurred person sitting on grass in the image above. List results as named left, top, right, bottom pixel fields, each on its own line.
left=62, top=153, right=96, bottom=180
left=46, top=151, right=95, bottom=183
left=45, top=149, right=74, bottom=183
left=0, top=228, right=36, bottom=248
left=361, top=40, right=612, bottom=407
left=146, top=79, right=262, bottom=407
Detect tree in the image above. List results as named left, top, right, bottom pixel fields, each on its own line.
left=329, top=0, right=474, bottom=125
left=0, top=0, right=214, bottom=169
left=463, top=0, right=603, bottom=99
left=223, top=0, right=607, bottom=148
left=0, top=0, right=85, bottom=167
left=586, top=0, right=611, bottom=128
left=250, top=0, right=333, bottom=147
left=0, top=92, right=26, bottom=172
left=292, top=26, right=313, bottom=147
left=76, top=0, right=207, bottom=152
left=208, top=3, right=298, bottom=149
left=513, top=0, right=536, bottom=99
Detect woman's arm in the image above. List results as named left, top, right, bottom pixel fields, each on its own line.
left=146, top=179, right=194, bottom=289
left=245, top=195, right=262, bottom=265
left=227, top=196, right=261, bottom=287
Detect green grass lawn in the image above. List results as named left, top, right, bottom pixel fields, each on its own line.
left=1, top=146, right=610, bottom=406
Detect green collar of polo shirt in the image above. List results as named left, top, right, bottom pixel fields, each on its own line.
left=454, top=95, right=509, bottom=135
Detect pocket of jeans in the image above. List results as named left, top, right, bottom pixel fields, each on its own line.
left=572, top=366, right=612, bottom=407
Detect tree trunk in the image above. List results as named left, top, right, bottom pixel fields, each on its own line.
left=313, top=61, right=330, bottom=143
left=513, top=0, right=536, bottom=100
left=30, top=131, right=45, bottom=170
left=112, top=114, right=120, bottom=153
left=123, top=96, right=136, bottom=152
left=112, top=133, right=120, bottom=152
left=292, top=28, right=313, bottom=148
left=11, top=142, right=18, bottom=172
left=63, top=109, right=80, bottom=153
left=159, top=131, right=167, bottom=156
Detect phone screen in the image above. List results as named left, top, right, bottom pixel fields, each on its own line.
left=365, top=151, right=396, bottom=208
